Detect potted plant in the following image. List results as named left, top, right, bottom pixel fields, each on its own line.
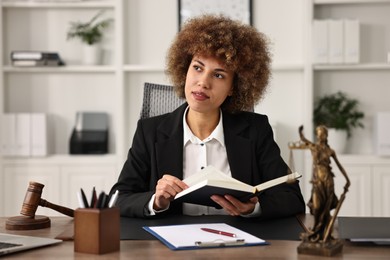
left=67, top=11, right=112, bottom=65
left=313, top=91, right=364, bottom=153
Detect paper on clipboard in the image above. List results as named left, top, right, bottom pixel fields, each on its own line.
left=143, top=223, right=268, bottom=250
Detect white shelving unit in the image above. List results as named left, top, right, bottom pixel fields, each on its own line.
left=0, top=0, right=121, bottom=155
left=305, top=0, right=390, bottom=216
left=0, top=0, right=183, bottom=217
left=0, top=0, right=122, bottom=216
left=3, top=65, right=116, bottom=73
left=314, top=63, right=390, bottom=71
left=310, top=0, right=390, bottom=153
left=333, top=155, right=390, bottom=217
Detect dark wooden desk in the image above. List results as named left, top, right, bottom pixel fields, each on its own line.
left=1, top=216, right=389, bottom=259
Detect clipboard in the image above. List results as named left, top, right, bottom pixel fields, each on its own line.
left=143, top=223, right=268, bottom=250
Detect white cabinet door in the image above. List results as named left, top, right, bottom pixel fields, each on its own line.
left=3, top=165, right=61, bottom=217
left=333, top=164, right=371, bottom=217
left=372, top=166, right=390, bottom=217
left=60, top=165, right=117, bottom=210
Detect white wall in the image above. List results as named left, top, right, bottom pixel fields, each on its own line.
left=253, top=0, right=305, bottom=168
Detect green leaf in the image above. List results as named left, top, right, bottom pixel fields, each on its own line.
left=67, top=10, right=113, bottom=45
left=313, top=91, right=364, bottom=138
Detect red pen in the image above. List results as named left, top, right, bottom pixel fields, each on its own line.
left=201, top=228, right=237, bottom=238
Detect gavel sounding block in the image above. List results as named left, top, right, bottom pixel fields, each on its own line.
left=6, top=215, right=51, bottom=230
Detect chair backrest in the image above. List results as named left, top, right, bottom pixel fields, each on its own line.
left=140, top=82, right=185, bottom=119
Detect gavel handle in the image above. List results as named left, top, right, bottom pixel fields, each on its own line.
left=39, top=199, right=74, bottom=217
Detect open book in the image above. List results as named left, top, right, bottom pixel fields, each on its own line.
left=174, top=165, right=301, bottom=208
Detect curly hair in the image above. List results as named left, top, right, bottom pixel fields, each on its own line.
left=166, top=14, right=272, bottom=113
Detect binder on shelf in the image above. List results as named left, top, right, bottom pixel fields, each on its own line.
left=328, top=19, right=344, bottom=64
left=0, top=113, right=49, bottom=157
left=344, top=19, right=360, bottom=64
left=31, top=113, right=48, bottom=157
left=312, top=19, right=329, bottom=64
left=10, top=51, right=65, bottom=67
left=11, top=51, right=58, bottom=60
left=0, top=114, right=16, bottom=156
left=15, top=113, right=31, bottom=157
left=12, top=59, right=63, bottom=67
left=70, top=112, right=109, bottom=154
left=374, top=112, right=390, bottom=156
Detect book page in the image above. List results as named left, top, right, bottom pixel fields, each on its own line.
left=175, top=178, right=255, bottom=201
left=183, top=165, right=250, bottom=187
left=255, top=172, right=302, bottom=192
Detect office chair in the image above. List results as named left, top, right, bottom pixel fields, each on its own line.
left=140, top=82, right=185, bottom=119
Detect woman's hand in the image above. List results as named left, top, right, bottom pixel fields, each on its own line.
left=211, top=195, right=259, bottom=216
left=153, top=174, right=188, bottom=211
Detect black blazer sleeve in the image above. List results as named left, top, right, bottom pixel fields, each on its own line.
left=223, top=112, right=305, bottom=219
left=110, top=119, right=156, bottom=218
left=110, top=105, right=186, bottom=218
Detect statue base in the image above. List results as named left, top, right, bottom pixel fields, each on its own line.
left=297, top=238, right=343, bottom=257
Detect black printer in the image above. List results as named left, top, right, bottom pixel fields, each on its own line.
left=70, top=112, right=108, bottom=154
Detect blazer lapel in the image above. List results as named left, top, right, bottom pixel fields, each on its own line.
left=223, top=113, right=253, bottom=184
left=154, top=104, right=186, bottom=180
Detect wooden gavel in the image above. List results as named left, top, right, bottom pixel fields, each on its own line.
left=21, top=181, right=74, bottom=218
left=6, top=181, right=74, bottom=230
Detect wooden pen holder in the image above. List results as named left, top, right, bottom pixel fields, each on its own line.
left=74, top=207, right=120, bottom=254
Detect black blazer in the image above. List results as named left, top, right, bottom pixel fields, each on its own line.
left=111, top=103, right=305, bottom=218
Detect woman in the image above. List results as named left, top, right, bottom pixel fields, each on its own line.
left=111, top=15, right=305, bottom=218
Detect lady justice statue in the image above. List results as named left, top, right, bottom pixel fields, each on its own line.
left=289, top=125, right=350, bottom=256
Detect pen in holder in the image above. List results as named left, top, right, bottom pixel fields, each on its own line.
left=74, top=207, right=120, bottom=254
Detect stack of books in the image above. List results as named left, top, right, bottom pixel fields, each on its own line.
left=10, top=51, right=65, bottom=67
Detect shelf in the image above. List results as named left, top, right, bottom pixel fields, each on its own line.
left=123, top=65, right=164, bottom=72
left=314, top=0, right=390, bottom=5
left=313, top=63, right=390, bottom=71
left=272, top=63, right=304, bottom=71
left=1, top=154, right=118, bottom=165
left=1, top=0, right=115, bottom=9
left=3, top=65, right=116, bottom=73
left=122, top=63, right=305, bottom=73
left=337, top=154, right=390, bottom=165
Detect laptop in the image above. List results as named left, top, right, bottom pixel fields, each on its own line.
left=338, top=217, right=390, bottom=245
left=0, top=233, right=62, bottom=256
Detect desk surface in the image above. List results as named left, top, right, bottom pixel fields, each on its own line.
left=1, top=216, right=389, bottom=259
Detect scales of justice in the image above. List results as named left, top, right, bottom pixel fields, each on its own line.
left=288, top=125, right=351, bottom=257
